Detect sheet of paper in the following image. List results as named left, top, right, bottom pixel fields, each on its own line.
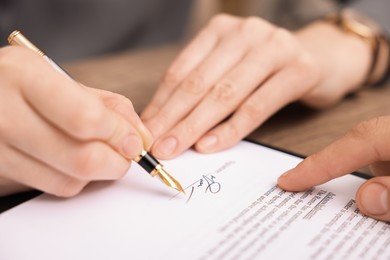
left=0, top=141, right=389, bottom=259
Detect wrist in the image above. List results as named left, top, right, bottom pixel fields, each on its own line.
left=325, top=9, right=390, bottom=87
left=294, top=21, right=371, bottom=107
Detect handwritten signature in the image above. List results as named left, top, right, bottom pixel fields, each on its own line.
left=187, top=175, right=221, bottom=203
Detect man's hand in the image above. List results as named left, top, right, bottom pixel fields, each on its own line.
left=278, top=116, right=390, bottom=222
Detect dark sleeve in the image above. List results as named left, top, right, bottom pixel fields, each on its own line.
left=347, top=0, right=390, bottom=34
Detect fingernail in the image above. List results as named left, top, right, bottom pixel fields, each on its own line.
left=277, top=169, right=292, bottom=190
left=122, top=134, right=142, bottom=158
left=155, top=136, right=177, bottom=157
left=198, top=135, right=218, bottom=151
left=279, top=169, right=292, bottom=179
left=361, top=183, right=388, bottom=215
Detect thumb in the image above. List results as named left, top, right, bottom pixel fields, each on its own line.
left=356, top=176, right=390, bottom=222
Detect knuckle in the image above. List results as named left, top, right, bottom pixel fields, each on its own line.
left=0, top=46, right=9, bottom=59
left=181, top=74, right=206, bottom=95
left=0, top=46, right=22, bottom=63
left=239, top=16, right=271, bottom=40
left=208, top=13, right=234, bottom=29
left=0, top=47, right=12, bottom=65
left=294, top=54, right=320, bottom=86
left=240, top=16, right=262, bottom=32
left=179, top=121, right=197, bottom=137
left=240, top=100, right=264, bottom=122
left=162, top=69, right=183, bottom=89
left=221, top=122, right=240, bottom=141
left=270, top=28, right=297, bottom=56
left=103, top=93, right=138, bottom=120
left=73, top=146, right=107, bottom=179
left=72, top=100, right=106, bottom=138
left=349, top=118, right=381, bottom=140
left=146, top=109, right=173, bottom=137
left=211, top=80, right=235, bottom=103
left=0, top=47, right=27, bottom=76
left=107, top=92, right=134, bottom=109
left=55, top=178, right=86, bottom=197
left=348, top=117, right=386, bottom=160
left=0, top=47, right=40, bottom=74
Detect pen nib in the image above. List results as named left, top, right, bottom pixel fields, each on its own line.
left=154, top=167, right=185, bottom=194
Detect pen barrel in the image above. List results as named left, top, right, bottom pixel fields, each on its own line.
left=137, top=153, right=160, bottom=174
left=8, top=30, right=45, bottom=56
left=43, top=56, right=73, bottom=80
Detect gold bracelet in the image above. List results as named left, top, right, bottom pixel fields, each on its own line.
left=325, top=9, right=390, bottom=86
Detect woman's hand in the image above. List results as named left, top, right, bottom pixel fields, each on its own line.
left=0, top=46, right=153, bottom=197
left=142, top=14, right=370, bottom=159
left=278, top=116, right=390, bottom=222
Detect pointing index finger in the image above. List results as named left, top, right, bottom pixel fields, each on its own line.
left=278, top=117, right=390, bottom=191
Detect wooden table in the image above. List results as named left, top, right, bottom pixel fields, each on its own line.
left=1, top=45, right=390, bottom=213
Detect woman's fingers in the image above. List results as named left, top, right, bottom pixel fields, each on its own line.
left=144, top=33, right=250, bottom=140
left=140, top=17, right=373, bottom=162
left=0, top=144, right=88, bottom=197
left=148, top=29, right=318, bottom=159
left=0, top=47, right=147, bottom=196
left=2, top=47, right=145, bottom=159
left=141, top=15, right=326, bottom=160
left=85, top=87, right=154, bottom=150
left=197, top=54, right=319, bottom=153
left=143, top=17, right=275, bottom=140
left=3, top=93, right=131, bottom=180
left=141, top=14, right=242, bottom=121
left=5, top=100, right=131, bottom=181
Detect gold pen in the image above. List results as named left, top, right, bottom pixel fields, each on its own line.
left=8, top=30, right=184, bottom=193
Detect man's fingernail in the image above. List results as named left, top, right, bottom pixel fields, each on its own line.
left=198, top=135, right=218, bottom=151
left=277, top=170, right=291, bottom=187
left=361, top=183, right=388, bottom=215
left=279, top=169, right=292, bottom=179
left=155, top=136, right=177, bottom=157
left=122, top=134, right=142, bottom=158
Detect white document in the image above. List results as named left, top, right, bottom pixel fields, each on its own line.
left=0, top=141, right=389, bottom=260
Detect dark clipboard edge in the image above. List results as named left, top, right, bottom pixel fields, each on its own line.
left=0, top=190, right=42, bottom=214
left=0, top=139, right=371, bottom=214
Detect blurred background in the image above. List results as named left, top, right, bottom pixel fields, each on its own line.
left=188, top=0, right=337, bottom=36
left=0, top=0, right=338, bottom=61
